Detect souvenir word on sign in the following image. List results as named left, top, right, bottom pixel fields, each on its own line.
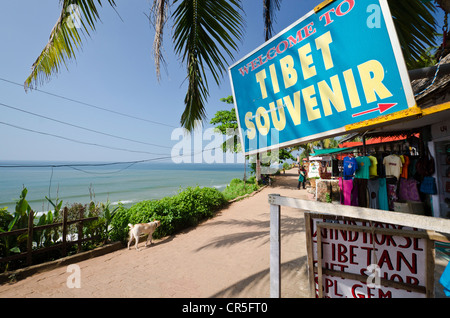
left=229, top=0, right=416, bottom=155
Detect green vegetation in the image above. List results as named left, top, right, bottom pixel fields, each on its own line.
left=110, top=179, right=262, bottom=243
left=1, top=175, right=264, bottom=271
left=222, top=177, right=260, bottom=201
left=0, top=188, right=117, bottom=272
left=110, top=186, right=227, bottom=242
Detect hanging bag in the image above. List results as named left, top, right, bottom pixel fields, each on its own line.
left=416, top=147, right=435, bottom=178
left=420, top=176, right=437, bottom=195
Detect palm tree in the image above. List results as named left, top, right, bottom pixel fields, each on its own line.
left=24, top=0, right=439, bottom=131
left=263, top=0, right=282, bottom=41
left=388, top=1, right=439, bottom=69
left=436, top=0, right=450, bottom=13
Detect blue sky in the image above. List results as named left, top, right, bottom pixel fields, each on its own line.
left=0, top=0, right=326, bottom=163
left=0, top=1, right=445, bottom=163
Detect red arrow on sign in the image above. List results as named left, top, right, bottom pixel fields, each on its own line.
left=352, top=103, right=398, bottom=118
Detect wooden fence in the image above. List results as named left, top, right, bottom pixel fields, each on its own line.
left=0, top=207, right=98, bottom=267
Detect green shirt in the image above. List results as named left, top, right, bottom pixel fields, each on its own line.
left=355, top=156, right=371, bottom=179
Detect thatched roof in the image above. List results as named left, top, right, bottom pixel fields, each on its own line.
left=411, top=53, right=450, bottom=108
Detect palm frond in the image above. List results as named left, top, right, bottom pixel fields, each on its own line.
left=24, top=0, right=116, bottom=91
left=388, top=0, right=438, bottom=69
left=172, top=0, right=243, bottom=131
left=149, top=0, right=170, bottom=80
left=263, top=0, right=282, bottom=41
left=435, top=0, right=450, bottom=14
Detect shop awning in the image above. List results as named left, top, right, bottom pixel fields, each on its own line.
left=309, top=147, right=358, bottom=156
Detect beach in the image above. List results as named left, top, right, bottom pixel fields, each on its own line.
left=0, top=161, right=250, bottom=213
left=0, top=169, right=447, bottom=298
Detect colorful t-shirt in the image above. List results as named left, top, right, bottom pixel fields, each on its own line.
left=368, top=155, right=378, bottom=178
left=400, top=155, right=410, bottom=179
left=343, top=156, right=358, bottom=180
left=355, top=156, right=371, bottom=179
left=383, top=155, right=403, bottom=179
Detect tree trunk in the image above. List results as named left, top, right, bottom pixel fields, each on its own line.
left=436, top=0, right=450, bottom=14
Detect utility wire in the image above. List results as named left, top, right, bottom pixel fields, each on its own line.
left=0, top=79, right=236, bottom=175
left=0, top=77, right=178, bottom=128
left=66, top=162, right=140, bottom=175
left=0, top=143, right=233, bottom=170
left=0, top=121, right=170, bottom=156
left=0, top=158, right=164, bottom=168
left=0, top=101, right=172, bottom=149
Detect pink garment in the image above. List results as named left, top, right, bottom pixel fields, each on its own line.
left=339, top=178, right=353, bottom=206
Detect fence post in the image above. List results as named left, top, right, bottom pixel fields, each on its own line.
left=26, top=210, right=34, bottom=266
left=62, top=207, right=68, bottom=257
left=269, top=194, right=281, bottom=298
left=77, top=207, right=84, bottom=253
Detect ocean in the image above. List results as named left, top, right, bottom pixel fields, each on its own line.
left=0, top=161, right=251, bottom=213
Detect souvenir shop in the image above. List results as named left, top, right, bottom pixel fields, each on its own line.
left=333, top=49, right=450, bottom=219
left=309, top=122, right=449, bottom=220
left=336, top=133, right=433, bottom=215
left=304, top=48, right=450, bottom=220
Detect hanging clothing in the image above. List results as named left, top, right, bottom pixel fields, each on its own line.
left=343, top=156, right=358, bottom=180
left=351, top=179, right=359, bottom=207
left=355, top=156, right=371, bottom=179
left=339, top=178, right=353, bottom=206
left=400, top=155, right=410, bottom=179
left=378, top=178, right=389, bottom=211
left=409, top=157, right=419, bottom=179
left=398, top=178, right=421, bottom=202
left=387, top=182, right=398, bottom=211
left=383, top=155, right=403, bottom=179
left=377, top=153, right=386, bottom=177
left=332, top=159, right=340, bottom=177
left=354, top=178, right=368, bottom=208
left=368, top=155, right=378, bottom=178
left=367, top=179, right=380, bottom=210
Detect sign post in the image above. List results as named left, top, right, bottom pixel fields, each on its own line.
left=229, top=0, right=417, bottom=156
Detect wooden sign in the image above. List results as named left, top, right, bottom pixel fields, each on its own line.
left=305, top=213, right=435, bottom=298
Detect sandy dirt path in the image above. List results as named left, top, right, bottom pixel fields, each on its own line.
left=0, top=169, right=447, bottom=298
left=0, top=169, right=311, bottom=298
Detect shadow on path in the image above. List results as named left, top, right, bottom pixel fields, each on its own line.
left=195, top=216, right=305, bottom=252
left=211, top=256, right=309, bottom=298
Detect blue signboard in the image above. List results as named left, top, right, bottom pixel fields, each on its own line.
left=229, top=0, right=416, bottom=155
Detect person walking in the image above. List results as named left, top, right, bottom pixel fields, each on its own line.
left=297, top=166, right=306, bottom=189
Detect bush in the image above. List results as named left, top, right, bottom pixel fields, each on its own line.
left=108, top=203, right=130, bottom=243
left=110, top=186, right=227, bottom=242
left=222, top=178, right=260, bottom=201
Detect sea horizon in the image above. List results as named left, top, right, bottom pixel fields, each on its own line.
left=0, top=160, right=253, bottom=214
